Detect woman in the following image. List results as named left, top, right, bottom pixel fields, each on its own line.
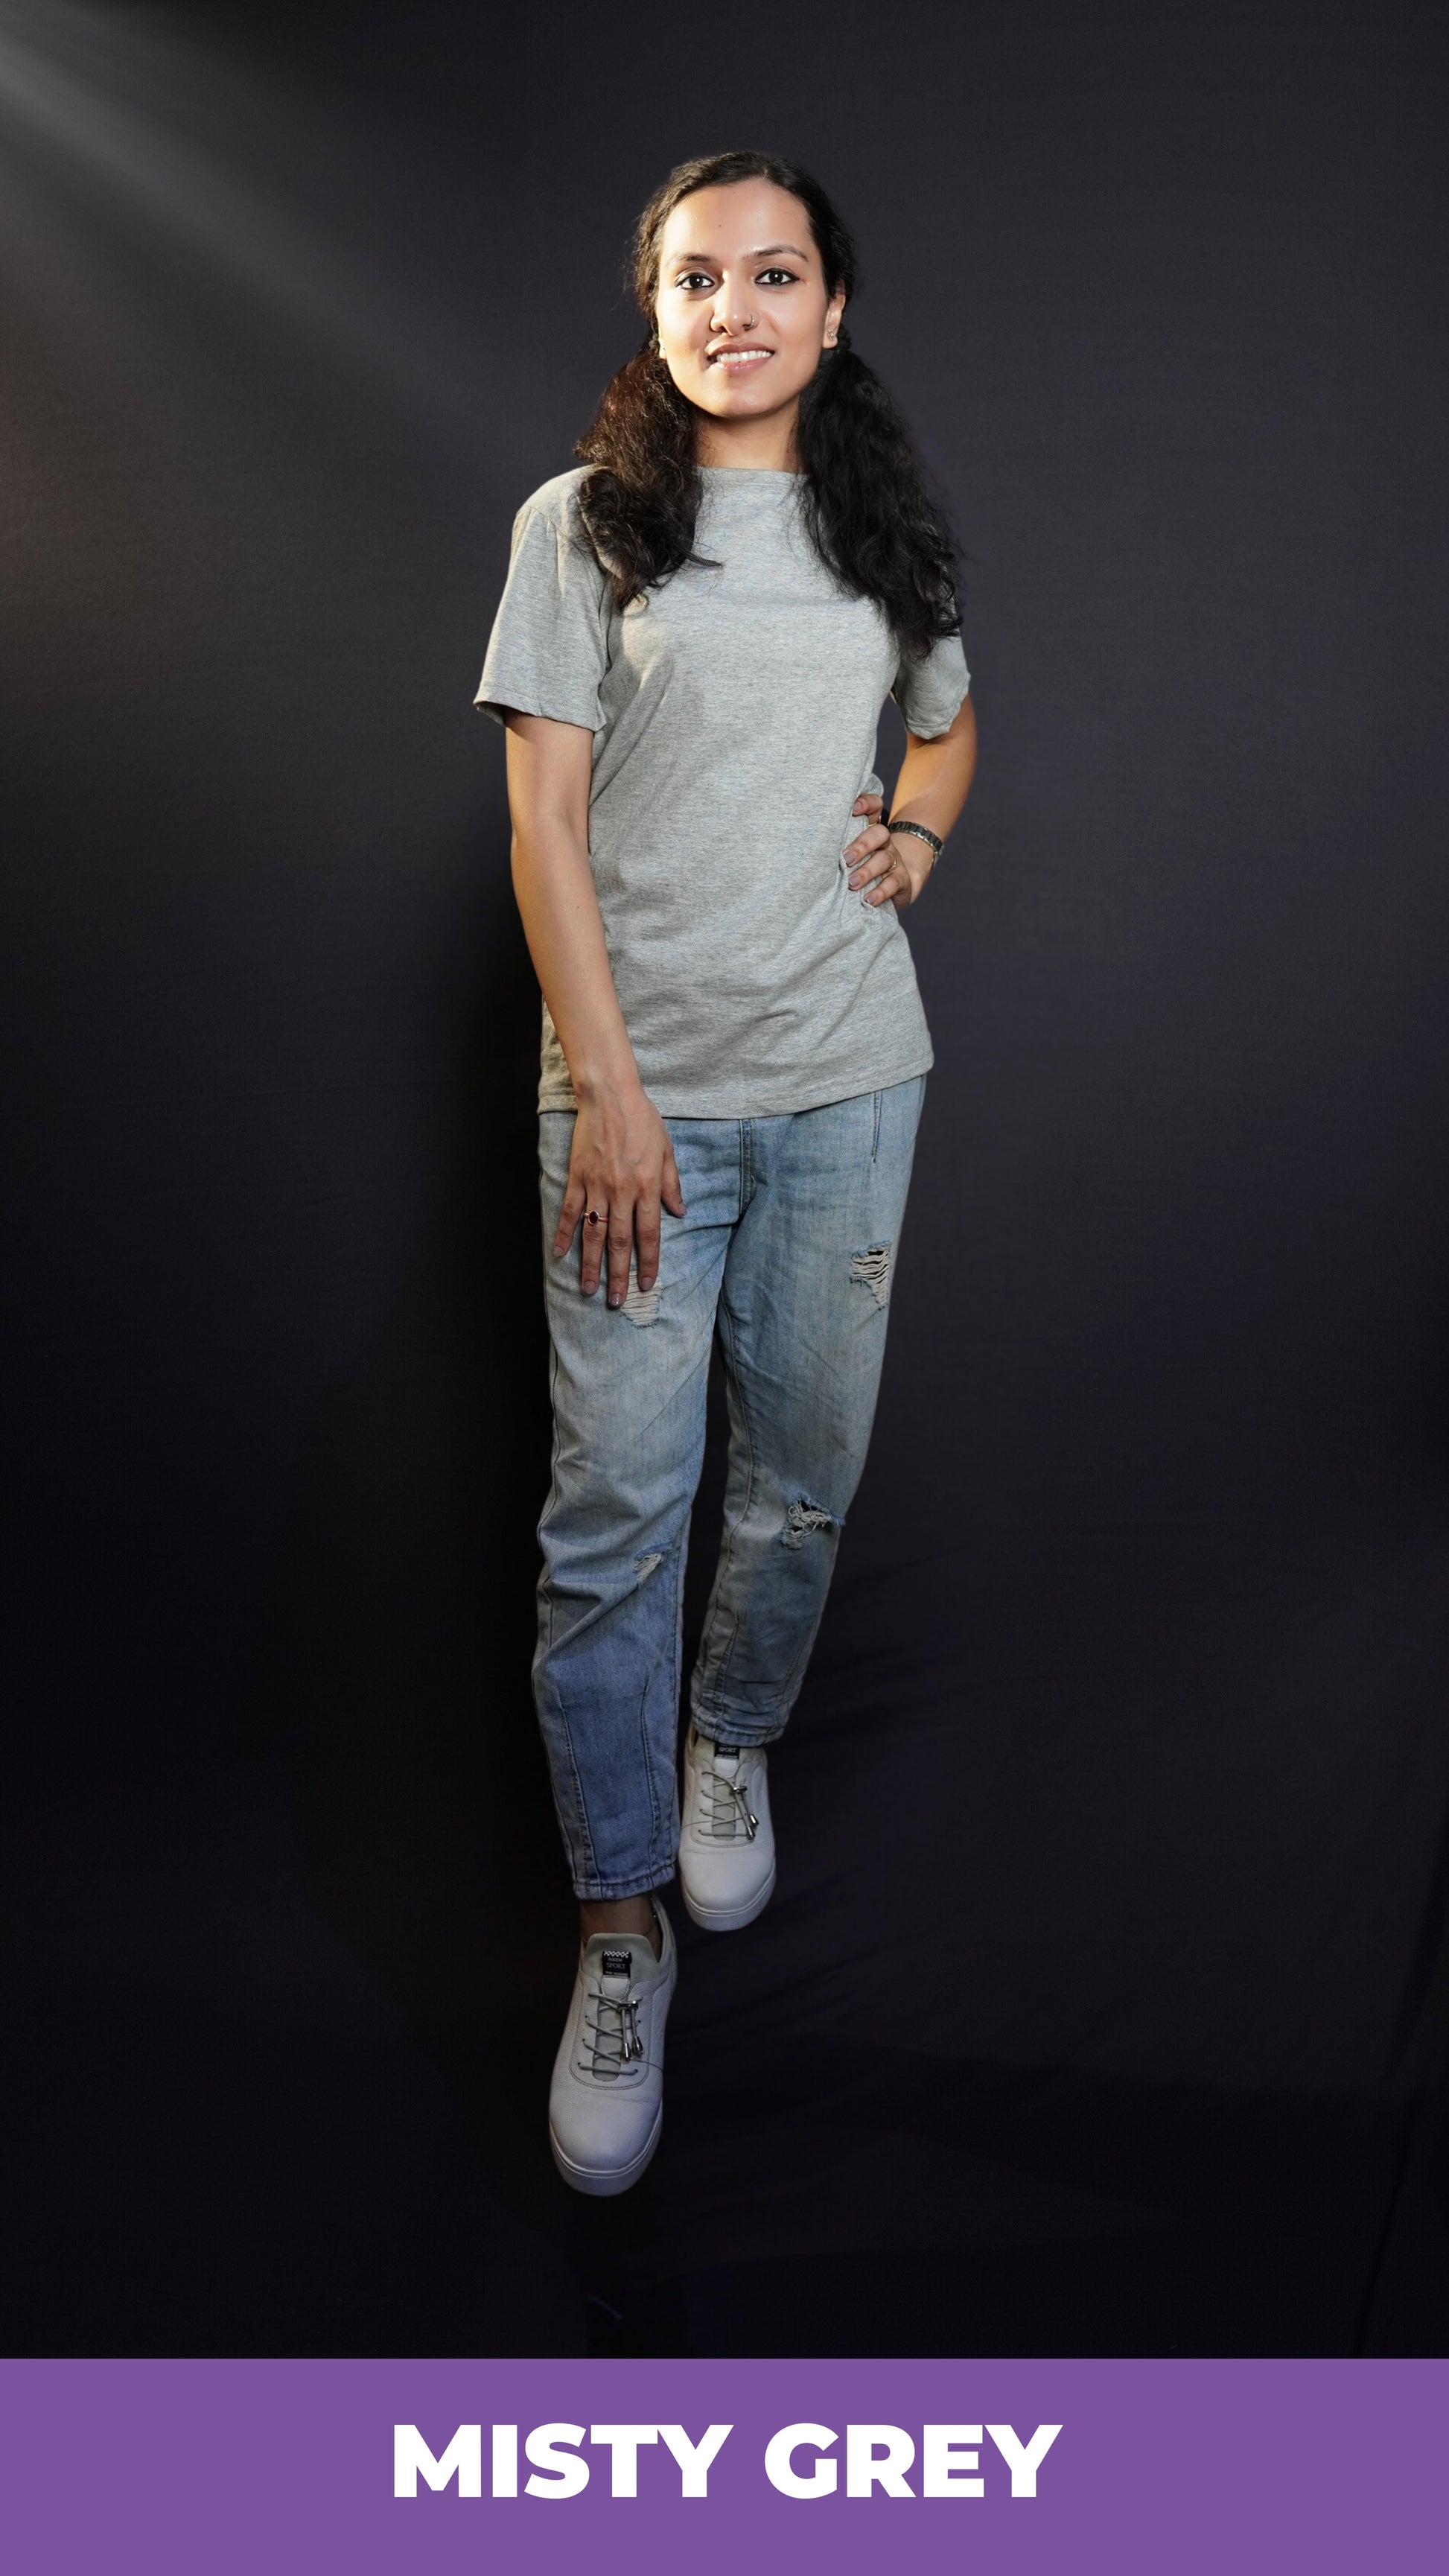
left=476, top=149, right=977, bottom=2195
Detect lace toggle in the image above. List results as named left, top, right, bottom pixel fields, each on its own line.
left=704, top=1750, right=758, bottom=1842
left=579, top=1978, right=645, bottom=2080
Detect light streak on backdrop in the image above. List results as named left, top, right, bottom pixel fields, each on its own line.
left=0, top=0, right=527, bottom=445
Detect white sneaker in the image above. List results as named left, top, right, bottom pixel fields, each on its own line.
left=678, top=1726, right=777, bottom=1931
left=548, top=1899, right=676, bottom=2196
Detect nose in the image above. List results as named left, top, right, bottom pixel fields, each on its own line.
left=709, top=271, right=757, bottom=337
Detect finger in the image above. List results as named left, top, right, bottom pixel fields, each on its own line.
left=845, top=824, right=891, bottom=882
left=852, top=790, right=885, bottom=818
left=605, top=1211, right=634, bottom=1309
left=554, top=1170, right=587, bottom=1258
left=579, top=1201, right=608, bottom=1295
left=866, top=860, right=908, bottom=906
left=849, top=847, right=895, bottom=891
left=634, top=1192, right=662, bottom=1292
left=849, top=857, right=891, bottom=892
left=661, top=1143, right=687, bottom=1216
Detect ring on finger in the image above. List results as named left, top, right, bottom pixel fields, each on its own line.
left=586, top=1208, right=605, bottom=1227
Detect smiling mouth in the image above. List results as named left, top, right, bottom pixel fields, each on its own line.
left=707, top=346, right=774, bottom=369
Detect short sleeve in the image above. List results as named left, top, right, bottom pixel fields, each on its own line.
left=474, top=497, right=611, bottom=731
left=891, top=628, right=970, bottom=740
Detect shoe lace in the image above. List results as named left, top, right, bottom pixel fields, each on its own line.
left=579, top=1980, right=644, bottom=2080
left=701, top=1749, right=758, bottom=1842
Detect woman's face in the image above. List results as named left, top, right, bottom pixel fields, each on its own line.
left=653, top=179, right=846, bottom=436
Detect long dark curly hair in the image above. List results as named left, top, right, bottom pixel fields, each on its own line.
left=574, top=150, right=960, bottom=663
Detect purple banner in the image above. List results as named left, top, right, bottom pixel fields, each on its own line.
left=2, top=2357, right=1443, bottom=2573
left=2, top=2359, right=1449, bottom=2576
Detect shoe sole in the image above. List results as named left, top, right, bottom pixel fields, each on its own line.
left=549, top=2100, right=664, bottom=2198
left=679, top=1857, right=777, bottom=1933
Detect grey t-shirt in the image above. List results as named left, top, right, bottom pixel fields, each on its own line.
left=475, top=464, right=969, bottom=1117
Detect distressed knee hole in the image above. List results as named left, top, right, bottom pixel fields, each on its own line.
left=849, top=1241, right=893, bottom=1308
left=783, top=1495, right=841, bottom=1551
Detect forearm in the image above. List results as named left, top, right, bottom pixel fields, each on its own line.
left=500, top=709, right=682, bottom=1300
left=502, top=710, right=643, bottom=1103
left=510, top=821, right=641, bottom=1104
left=889, top=694, right=978, bottom=845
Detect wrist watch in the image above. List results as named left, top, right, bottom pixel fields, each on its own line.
left=885, top=816, right=945, bottom=860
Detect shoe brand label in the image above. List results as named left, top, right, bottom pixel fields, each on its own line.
left=600, top=1949, right=631, bottom=1978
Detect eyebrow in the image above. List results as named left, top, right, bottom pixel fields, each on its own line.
left=668, top=242, right=813, bottom=266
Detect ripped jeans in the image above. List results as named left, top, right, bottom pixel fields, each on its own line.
left=534, top=1075, right=926, bottom=1899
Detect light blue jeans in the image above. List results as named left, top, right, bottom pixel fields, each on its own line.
left=534, top=1075, right=926, bottom=1899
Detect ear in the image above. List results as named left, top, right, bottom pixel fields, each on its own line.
left=823, top=286, right=847, bottom=349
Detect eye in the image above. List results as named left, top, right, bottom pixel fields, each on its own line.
left=672, top=270, right=715, bottom=291
left=757, top=267, right=798, bottom=287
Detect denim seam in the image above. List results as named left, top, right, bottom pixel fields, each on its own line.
left=871, top=1088, right=882, bottom=1162
left=663, top=1533, right=688, bottom=1864
left=635, top=1536, right=681, bottom=1873
left=695, top=1290, right=759, bottom=1702
left=778, top=1537, right=840, bottom=1696
left=695, top=1119, right=757, bottom=1700
left=537, top=1329, right=602, bottom=1888
left=554, top=1690, right=600, bottom=1889
left=635, top=1668, right=663, bottom=1864
left=536, top=1270, right=565, bottom=1544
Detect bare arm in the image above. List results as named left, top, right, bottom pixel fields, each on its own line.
left=844, top=693, right=978, bottom=907
left=503, top=709, right=684, bottom=1306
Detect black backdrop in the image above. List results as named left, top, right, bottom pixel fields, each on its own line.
left=4, top=0, right=1448, bottom=2356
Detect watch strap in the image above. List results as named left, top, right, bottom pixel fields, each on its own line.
left=885, top=816, right=945, bottom=859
